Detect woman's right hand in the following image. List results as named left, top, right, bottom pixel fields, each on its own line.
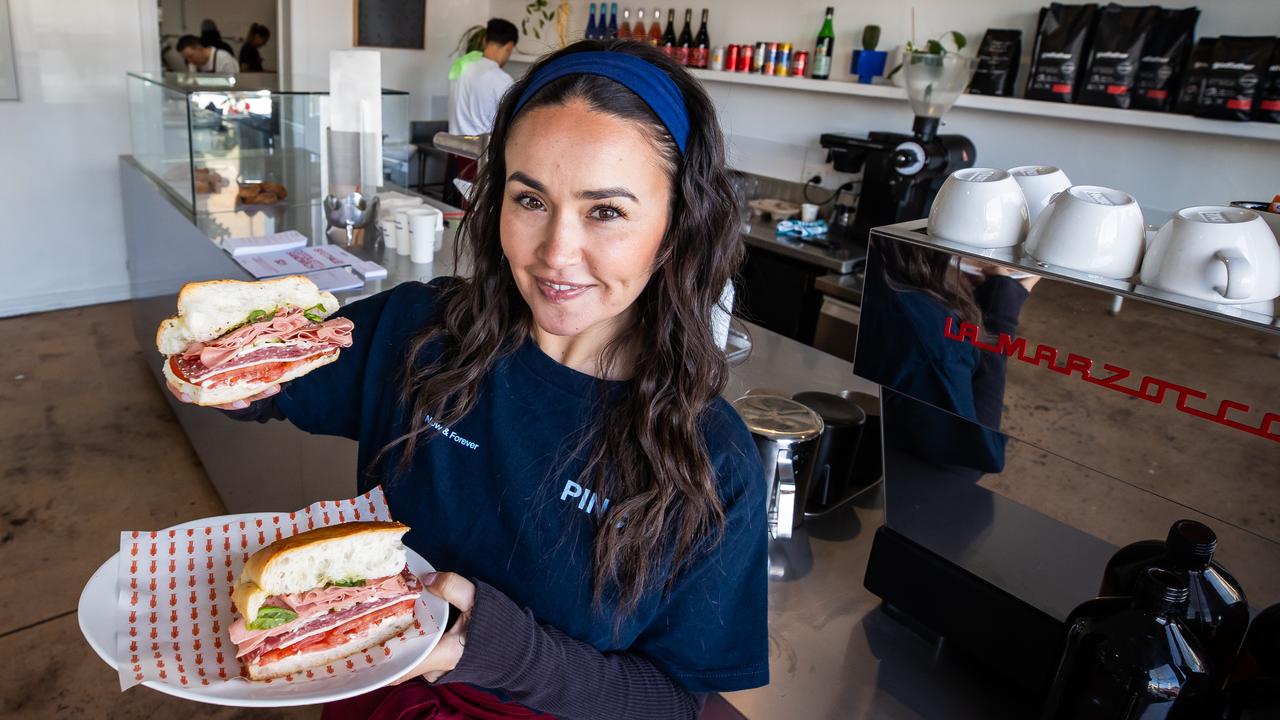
left=166, top=381, right=280, bottom=410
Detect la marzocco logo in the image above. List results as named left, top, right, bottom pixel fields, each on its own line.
left=943, top=318, right=1279, bottom=443
left=1041, top=51, right=1074, bottom=60
left=1141, top=54, right=1171, bottom=63
left=1212, top=61, right=1256, bottom=71
left=1095, top=51, right=1130, bottom=60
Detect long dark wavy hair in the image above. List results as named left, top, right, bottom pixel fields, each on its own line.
left=873, top=237, right=982, bottom=327
left=379, top=40, right=743, bottom=615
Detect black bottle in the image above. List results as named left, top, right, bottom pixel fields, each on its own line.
left=1100, top=519, right=1250, bottom=689
left=1224, top=604, right=1280, bottom=720
left=1043, top=568, right=1213, bottom=720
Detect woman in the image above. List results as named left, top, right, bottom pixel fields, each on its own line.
left=855, top=239, right=1037, bottom=474
left=239, top=23, right=271, bottom=73
left=170, top=39, right=767, bottom=719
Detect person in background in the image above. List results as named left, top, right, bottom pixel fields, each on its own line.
left=199, top=19, right=234, bottom=55
left=177, top=35, right=238, bottom=75
left=239, top=23, right=272, bottom=73
left=445, top=18, right=518, bottom=206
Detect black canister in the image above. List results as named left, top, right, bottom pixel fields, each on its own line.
left=792, top=392, right=867, bottom=515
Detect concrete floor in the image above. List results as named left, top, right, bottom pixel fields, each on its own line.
left=0, top=302, right=317, bottom=719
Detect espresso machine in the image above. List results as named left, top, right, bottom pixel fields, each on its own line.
left=820, top=54, right=977, bottom=244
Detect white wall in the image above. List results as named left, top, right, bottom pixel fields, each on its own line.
left=0, top=0, right=147, bottom=317
left=288, top=0, right=491, bottom=122
left=496, top=0, right=1280, bottom=213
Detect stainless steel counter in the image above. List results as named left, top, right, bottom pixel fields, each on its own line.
left=121, top=155, right=1028, bottom=720
left=740, top=221, right=866, bottom=274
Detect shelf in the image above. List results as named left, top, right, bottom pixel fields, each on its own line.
left=688, top=68, right=1280, bottom=143
left=877, top=219, right=1279, bottom=335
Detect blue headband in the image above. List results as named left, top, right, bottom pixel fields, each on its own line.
left=512, top=51, right=690, bottom=154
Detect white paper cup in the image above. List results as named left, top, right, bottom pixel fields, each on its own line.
left=400, top=207, right=437, bottom=258
left=1023, top=185, right=1145, bottom=279
left=408, top=210, right=439, bottom=264
left=1009, top=165, right=1071, bottom=225
left=392, top=208, right=417, bottom=253
left=800, top=203, right=820, bottom=223
left=928, top=168, right=1029, bottom=248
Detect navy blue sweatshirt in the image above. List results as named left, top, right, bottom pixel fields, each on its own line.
left=226, top=278, right=768, bottom=718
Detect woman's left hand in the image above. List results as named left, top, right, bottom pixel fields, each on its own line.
left=390, top=572, right=476, bottom=684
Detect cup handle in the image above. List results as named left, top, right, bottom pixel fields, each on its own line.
left=1213, top=249, right=1254, bottom=300
left=772, top=449, right=797, bottom=540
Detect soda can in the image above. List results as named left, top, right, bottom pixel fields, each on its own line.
left=710, top=46, right=726, bottom=71
left=752, top=42, right=767, bottom=73
left=762, top=42, right=777, bottom=75
left=774, top=43, right=791, bottom=77
left=725, top=44, right=739, bottom=73
left=791, top=51, right=808, bottom=78
left=737, top=43, right=753, bottom=72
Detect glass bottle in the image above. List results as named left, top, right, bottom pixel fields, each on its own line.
left=691, top=9, right=710, bottom=69
left=622, top=8, right=637, bottom=40
left=648, top=7, right=662, bottom=46
left=586, top=3, right=598, bottom=40
left=1043, top=568, right=1214, bottom=720
left=607, top=3, right=619, bottom=39
left=1099, top=520, right=1250, bottom=689
left=626, top=9, right=640, bottom=41
left=675, top=9, right=693, bottom=66
left=812, top=6, right=835, bottom=80
left=661, top=9, right=676, bottom=56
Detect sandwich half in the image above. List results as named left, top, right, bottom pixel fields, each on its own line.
left=229, top=521, right=421, bottom=681
left=157, top=276, right=354, bottom=406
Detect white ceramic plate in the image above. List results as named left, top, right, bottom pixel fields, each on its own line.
left=78, top=513, right=447, bottom=707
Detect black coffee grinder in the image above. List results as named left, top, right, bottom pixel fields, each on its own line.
left=820, top=53, right=978, bottom=244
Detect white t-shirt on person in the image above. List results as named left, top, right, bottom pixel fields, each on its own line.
left=189, top=48, right=238, bottom=75
left=448, top=57, right=513, bottom=136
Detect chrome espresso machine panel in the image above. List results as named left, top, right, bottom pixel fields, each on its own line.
left=854, top=218, right=1279, bottom=694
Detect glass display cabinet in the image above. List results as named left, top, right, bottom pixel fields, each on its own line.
left=126, top=72, right=409, bottom=215
left=855, top=218, right=1279, bottom=696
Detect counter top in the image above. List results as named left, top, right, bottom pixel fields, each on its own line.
left=740, top=221, right=866, bottom=274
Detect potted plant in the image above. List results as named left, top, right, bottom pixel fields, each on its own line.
left=887, top=31, right=968, bottom=81
left=850, top=25, right=886, bottom=84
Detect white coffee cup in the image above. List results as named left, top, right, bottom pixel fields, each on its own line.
left=1008, top=165, right=1072, bottom=225
left=408, top=210, right=438, bottom=264
left=800, top=203, right=820, bottom=223
left=1023, top=185, right=1145, bottom=279
left=1140, top=206, right=1280, bottom=304
left=928, top=168, right=1029, bottom=248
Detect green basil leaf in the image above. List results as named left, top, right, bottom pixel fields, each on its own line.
left=247, top=606, right=298, bottom=630
left=246, top=309, right=268, bottom=323
left=329, top=578, right=366, bottom=588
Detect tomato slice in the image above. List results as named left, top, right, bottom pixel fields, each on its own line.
left=255, top=599, right=416, bottom=666
left=170, top=351, right=335, bottom=389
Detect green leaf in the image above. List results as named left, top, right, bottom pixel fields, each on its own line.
left=302, top=303, right=327, bottom=323
left=925, top=39, right=944, bottom=55
left=246, top=309, right=270, bottom=324
left=247, top=606, right=298, bottom=630
left=533, top=27, right=541, bottom=39
left=951, top=31, right=967, bottom=50
left=329, top=578, right=366, bottom=587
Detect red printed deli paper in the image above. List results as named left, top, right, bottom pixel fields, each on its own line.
left=115, top=487, right=428, bottom=690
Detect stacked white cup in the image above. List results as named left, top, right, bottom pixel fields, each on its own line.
left=408, top=206, right=443, bottom=264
